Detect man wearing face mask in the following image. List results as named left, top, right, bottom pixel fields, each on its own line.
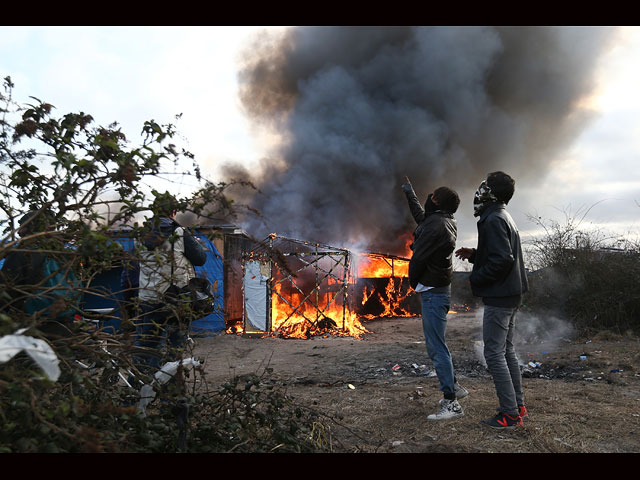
left=402, top=176, right=468, bottom=421
left=455, top=171, right=529, bottom=430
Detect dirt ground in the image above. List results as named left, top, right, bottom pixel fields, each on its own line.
left=192, top=310, right=640, bottom=453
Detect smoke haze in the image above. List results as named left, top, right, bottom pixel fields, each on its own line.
left=225, top=26, right=616, bottom=254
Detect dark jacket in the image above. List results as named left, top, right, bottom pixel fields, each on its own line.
left=143, top=217, right=206, bottom=267
left=403, top=185, right=457, bottom=290
left=468, top=202, right=528, bottom=300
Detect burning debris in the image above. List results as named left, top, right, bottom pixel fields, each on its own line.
left=239, top=234, right=366, bottom=339
left=228, top=234, right=430, bottom=339
left=355, top=253, right=416, bottom=320
left=222, top=231, right=479, bottom=340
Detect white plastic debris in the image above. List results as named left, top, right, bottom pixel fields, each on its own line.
left=0, top=329, right=61, bottom=381
left=137, top=357, right=201, bottom=414
left=137, top=384, right=156, bottom=413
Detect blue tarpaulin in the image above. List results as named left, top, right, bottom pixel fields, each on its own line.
left=80, top=231, right=225, bottom=335
left=1, top=231, right=226, bottom=335
left=191, top=233, right=225, bottom=334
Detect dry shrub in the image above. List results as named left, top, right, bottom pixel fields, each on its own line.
left=524, top=207, right=640, bottom=336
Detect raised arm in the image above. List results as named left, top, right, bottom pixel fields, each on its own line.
left=402, top=176, right=426, bottom=224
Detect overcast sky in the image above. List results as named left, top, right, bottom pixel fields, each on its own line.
left=1, top=26, right=639, bottom=255
left=511, top=26, right=640, bottom=247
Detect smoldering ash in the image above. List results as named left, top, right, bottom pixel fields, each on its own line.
left=225, top=26, right=615, bottom=254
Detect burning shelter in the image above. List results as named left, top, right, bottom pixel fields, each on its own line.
left=220, top=233, right=421, bottom=339
left=240, top=234, right=361, bottom=338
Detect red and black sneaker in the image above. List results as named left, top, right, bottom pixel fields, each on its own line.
left=519, top=405, right=528, bottom=419
left=481, top=412, right=523, bottom=430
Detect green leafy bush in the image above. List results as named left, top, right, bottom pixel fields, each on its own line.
left=0, top=78, right=325, bottom=453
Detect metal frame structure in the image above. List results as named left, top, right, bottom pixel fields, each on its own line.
left=242, top=234, right=354, bottom=335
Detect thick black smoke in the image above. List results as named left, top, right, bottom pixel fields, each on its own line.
left=226, top=26, right=615, bottom=254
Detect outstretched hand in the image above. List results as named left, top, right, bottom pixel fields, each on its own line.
left=455, top=247, right=474, bottom=261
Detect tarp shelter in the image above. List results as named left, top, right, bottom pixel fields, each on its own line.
left=81, top=230, right=225, bottom=335
left=0, top=230, right=224, bottom=335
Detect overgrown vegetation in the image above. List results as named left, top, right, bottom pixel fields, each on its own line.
left=0, top=78, right=329, bottom=453
left=523, top=206, right=640, bottom=336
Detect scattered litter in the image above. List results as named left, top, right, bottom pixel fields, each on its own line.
left=528, top=361, right=542, bottom=368
left=138, top=357, right=201, bottom=415
left=392, top=364, right=401, bottom=371
left=580, top=355, right=587, bottom=361
left=412, top=363, right=420, bottom=369
left=347, top=383, right=356, bottom=390
left=0, top=329, right=60, bottom=381
left=610, top=369, right=622, bottom=373
left=391, top=440, right=405, bottom=447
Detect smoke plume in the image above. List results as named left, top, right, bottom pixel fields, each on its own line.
left=227, top=26, right=616, bottom=253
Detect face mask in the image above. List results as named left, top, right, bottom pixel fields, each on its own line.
left=473, top=180, right=497, bottom=216
left=424, top=193, right=437, bottom=213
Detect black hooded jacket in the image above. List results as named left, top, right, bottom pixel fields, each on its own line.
left=403, top=184, right=457, bottom=290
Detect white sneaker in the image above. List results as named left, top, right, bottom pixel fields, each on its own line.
left=428, top=399, right=464, bottom=421
left=455, top=383, right=469, bottom=400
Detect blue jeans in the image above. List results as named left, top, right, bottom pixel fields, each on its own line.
left=420, top=289, right=456, bottom=399
left=482, top=305, right=524, bottom=416
left=133, top=302, right=186, bottom=371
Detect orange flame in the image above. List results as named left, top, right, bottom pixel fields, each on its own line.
left=361, top=277, right=413, bottom=319
left=230, top=232, right=424, bottom=339
left=271, top=282, right=368, bottom=339
left=358, top=255, right=409, bottom=278
left=357, top=233, right=413, bottom=278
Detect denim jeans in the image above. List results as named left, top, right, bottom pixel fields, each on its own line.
left=133, top=302, right=186, bottom=372
left=420, top=289, right=456, bottom=399
left=482, top=305, right=524, bottom=416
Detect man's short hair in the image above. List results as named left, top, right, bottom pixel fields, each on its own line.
left=433, top=186, right=460, bottom=214
left=150, top=192, right=180, bottom=217
left=486, top=171, right=515, bottom=204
